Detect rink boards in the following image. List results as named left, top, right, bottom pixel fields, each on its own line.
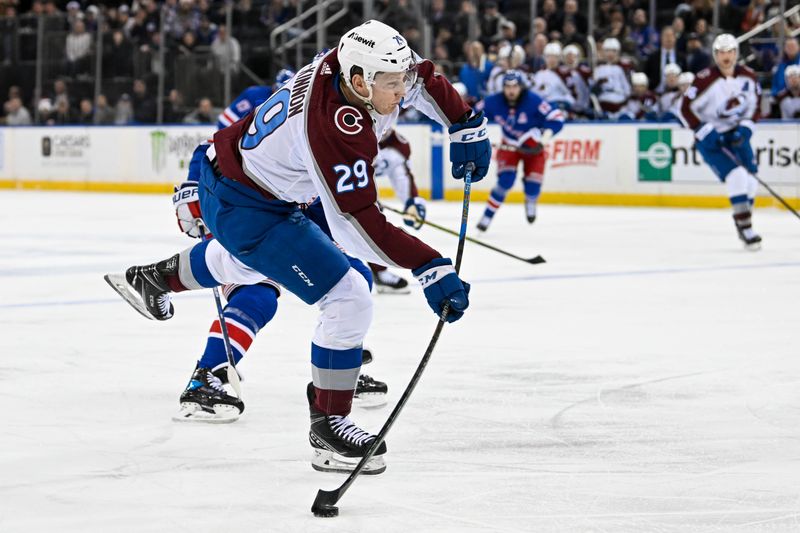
left=0, top=121, right=797, bottom=208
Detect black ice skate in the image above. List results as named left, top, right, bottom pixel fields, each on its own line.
left=307, top=383, right=387, bottom=475
left=353, top=373, right=388, bottom=408
left=374, top=269, right=411, bottom=294
left=104, top=255, right=179, bottom=320
left=733, top=213, right=762, bottom=251
left=173, top=366, right=244, bottom=424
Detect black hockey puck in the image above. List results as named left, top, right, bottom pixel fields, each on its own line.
left=311, top=504, right=338, bottom=518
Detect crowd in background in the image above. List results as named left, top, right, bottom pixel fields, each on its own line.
left=0, top=0, right=799, bottom=126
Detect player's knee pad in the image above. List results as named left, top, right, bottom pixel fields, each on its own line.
left=225, top=283, right=279, bottom=332
left=313, top=268, right=373, bottom=350
left=497, top=171, right=516, bottom=190
left=346, top=255, right=373, bottom=291
left=725, top=167, right=750, bottom=200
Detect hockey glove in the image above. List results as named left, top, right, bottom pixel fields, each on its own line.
left=173, top=180, right=204, bottom=238
left=448, top=111, right=491, bottom=182
left=412, top=258, right=470, bottom=323
left=694, top=123, right=722, bottom=152
left=403, top=196, right=427, bottom=230
left=724, top=122, right=757, bottom=174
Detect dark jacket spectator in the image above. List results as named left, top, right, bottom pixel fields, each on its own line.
left=104, top=30, right=134, bottom=78
left=685, top=33, right=712, bottom=74
left=132, top=78, right=156, bottom=123
left=644, top=27, right=687, bottom=91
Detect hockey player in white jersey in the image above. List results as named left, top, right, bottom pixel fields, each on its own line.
left=679, top=33, right=763, bottom=249
left=622, top=72, right=658, bottom=120
left=532, top=42, right=578, bottom=112
left=106, top=20, right=489, bottom=475
left=562, top=44, right=592, bottom=115
left=593, top=38, right=631, bottom=119
left=656, top=63, right=683, bottom=121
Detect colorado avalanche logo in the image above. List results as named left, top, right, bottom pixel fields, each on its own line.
left=334, top=106, right=364, bottom=135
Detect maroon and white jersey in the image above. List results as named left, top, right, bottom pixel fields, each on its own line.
left=375, top=129, right=418, bottom=205
left=210, top=48, right=469, bottom=269
left=531, top=67, right=576, bottom=108
left=623, top=90, right=658, bottom=119
left=776, top=88, right=800, bottom=119
left=593, top=62, right=631, bottom=112
left=679, top=65, right=761, bottom=132
left=657, top=88, right=682, bottom=117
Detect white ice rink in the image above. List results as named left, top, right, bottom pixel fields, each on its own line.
left=2, top=190, right=800, bottom=532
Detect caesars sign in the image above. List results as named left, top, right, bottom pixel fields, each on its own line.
left=638, top=126, right=800, bottom=185
left=40, top=133, right=91, bottom=166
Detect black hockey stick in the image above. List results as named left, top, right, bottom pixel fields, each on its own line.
left=380, top=203, right=546, bottom=265
left=311, top=164, right=476, bottom=518
left=198, top=224, right=242, bottom=398
left=722, top=148, right=800, bottom=222
left=753, top=175, right=800, bottom=222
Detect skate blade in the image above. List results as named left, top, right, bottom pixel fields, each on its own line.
left=375, top=286, right=411, bottom=295
left=744, top=242, right=762, bottom=251
left=311, top=449, right=386, bottom=475
left=172, top=402, right=240, bottom=424
left=353, top=393, right=388, bottom=409
left=104, top=273, right=158, bottom=320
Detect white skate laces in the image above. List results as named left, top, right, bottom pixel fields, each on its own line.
left=156, top=294, right=172, bottom=318
left=377, top=270, right=402, bottom=285
left=328, top=415, right=373, bottom=446
left=206, top=371, right=226, bottom=394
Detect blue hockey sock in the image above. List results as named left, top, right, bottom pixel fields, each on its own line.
left=310, top=343, right=362, bottom=415
left=198, top=284, right=278, bottom=370
left=523, top=179, right=542, bottom=200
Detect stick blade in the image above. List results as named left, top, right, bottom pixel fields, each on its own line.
left=526, top=255, right=546, bottom=264
left=311, top=488, right=340, bottom=517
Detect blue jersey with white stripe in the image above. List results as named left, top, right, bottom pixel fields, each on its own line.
left=478, top=89, right=564, bottom=145
left=216, top=86, right=273, bottom=130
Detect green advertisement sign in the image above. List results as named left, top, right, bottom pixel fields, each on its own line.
left=637, top=129, right=673, bottom=182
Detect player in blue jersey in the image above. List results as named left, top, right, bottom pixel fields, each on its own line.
left=216, top=68, right=295, bottom=129
left=475, top=70, right=565, bottom=231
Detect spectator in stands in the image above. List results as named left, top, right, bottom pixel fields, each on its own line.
left=555, top=0, right=588, bottom=36
left=671, top=16, right=687, bottom=53
left=164, top=89, right=186, bottom=123
left=561, top=19, right=587, bottom=53
left=599, top=9, right=637, bottom=58
left=65, top=1, right=82, bottom=28
left=645, top=26, right=686, bottom=92
left=685, top=32, right=711, bottom=73
left=77, top=98, right=94, bottom=124
left=740, top=0, right=768, bottom=33
left=452, top=0, right=478, bottom=62
left=774, top=65, right=800, bottom=118
left=49, top=78, right=71, bottom=110
left=458, top=40, right=493, bottom=101
left=0, top=5, right=16, bottom=66
left=533, top=17, right=547, bottom=36
left=480, top=1, right=508, bottom=47
left=525, top=33, right=548, bottom=74
left=630, top=9, right=659, bottom=60
left=772, top=37, right=800, bottom=96
left=3, top=97, right=33, bottom=126
left=37, top=98, right=54, bottom=124
left=105, top=30, right=134, bottom=78
left=94, top=94, right=116, bottom=124
left=430, top=0, right=453, bottom=38
left=182, top=97, right=215, bottom=124
left=115, top=93, right=133, bottom=124
left=66, top=19, right=92, bottom=77
left=380, top=0, right=419, bottom=37
left=169, top=0, right=201, bottom=41
left=211, top=25, right=240, bottom=73
left=541, top=0, right=559, bottom=34
left=499, top=21, right=520, bottom=47
left=84, top=5, right=100, bottom=32
left=195, top=16, right=216, bottom=45
left=132, top=78, right=156, bottom=123
left=52, top=98, right=74, bottom=124
left=693, top=18, right=713, bottom=49
left=178, top=30, right=198, bottom=55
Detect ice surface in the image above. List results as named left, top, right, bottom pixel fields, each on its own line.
left=2, top=190, right=800, bottom=532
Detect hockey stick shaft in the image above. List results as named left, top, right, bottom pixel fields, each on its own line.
left=197, top=224, right=242, bottom=398
left=722, top=148, right=800, bottom=221
left=380, top=203, right=546, bottom=265
left=312, top=165, right=475, bottom=515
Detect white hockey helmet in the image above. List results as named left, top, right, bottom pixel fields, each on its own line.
left=631, top=72, right=649, bottom=86
left=712, top=33, right=739, bottom=59
left=337, top=20, right=417, bottom=105
left=562, top=44, right=582, bottom=62
left=544, top=42, right=563, bottom=57
left=664, top=62, right=682, bottom=77
left=452, top=81, right=468, bottom=98
left=602, top=38, right=621, bottom=51
left=678, top=71, right=695, bottom=86
left=785, top=64, right=800, bottom=81
left=498, top=42, right=526, bottom=67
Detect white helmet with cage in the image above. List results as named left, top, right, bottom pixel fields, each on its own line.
left=631, top=72, right=648, bottom=87
left=602, top=38, right=621, bottom=51
left=784, top=64, right=800, bottom=81
left=712, top=33, right=739, bottom=59
left=337, top=20, right=417, bottom=108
